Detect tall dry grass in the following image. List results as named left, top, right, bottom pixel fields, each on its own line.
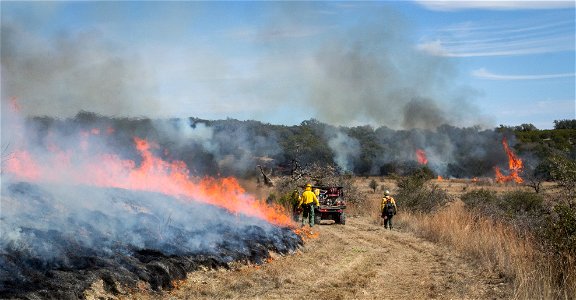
left=397, top=201, right=570, bottom=299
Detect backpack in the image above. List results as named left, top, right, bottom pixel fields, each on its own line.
left=385, top=201, right=395, bottom=215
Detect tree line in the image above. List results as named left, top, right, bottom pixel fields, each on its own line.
left=23, top=112, right=576, bottom=180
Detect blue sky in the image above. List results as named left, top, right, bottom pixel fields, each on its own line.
left=1, top=1, right=574, bottom=129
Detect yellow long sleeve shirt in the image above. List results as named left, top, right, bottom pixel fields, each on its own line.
left=299, top=188, right=319, bottom=206
left=380, top=196, right=397, bottom=212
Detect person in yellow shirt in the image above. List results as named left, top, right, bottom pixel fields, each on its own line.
left=298, top=183, right=320, bottom=227
left=380, top=190, right=397, bottom=230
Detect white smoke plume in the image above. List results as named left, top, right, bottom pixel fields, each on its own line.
left=325, top=128, right=360, bottom=172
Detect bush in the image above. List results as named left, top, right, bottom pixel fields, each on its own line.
left=548, top=155, right=576, bottom=202
left=369, top=178, right=378, bottom=192
left=461, top=189, right=545, bottom=230
left=539, top=154, right=576, bottom=296
left=461, top=189, right=498, bottom=209
left=499, top=191, right=544, bottom=216
left=396, top=174, right=451, bottom=213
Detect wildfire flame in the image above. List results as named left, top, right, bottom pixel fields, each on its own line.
left=293, top=226, right=319, bottom=239
left=5, top=135, right=293, bottom=227
left=9, top=97, right=21, bottom=112
left=494, top=137, right=523, bottom=183
left=416, top=149, right=428, bottom=165
left=437, top=175, right=443, bottom=181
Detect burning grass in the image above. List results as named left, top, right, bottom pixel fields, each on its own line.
left=5, top=136, right=292, bottom=227
left=0, top=182, right=302, bottom=299
left=1, top=111, right=309, bottom=298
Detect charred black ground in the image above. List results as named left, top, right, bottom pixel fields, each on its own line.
left=0, top=182, right=302, bottom=299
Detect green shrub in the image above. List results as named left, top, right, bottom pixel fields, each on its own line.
left=499, top=190, right=545, bottom=216
left=540, top=203, right=576, bottom=297
left=460, top=189, right=545, bottom=231
left=369, top=178, right=378, bottom=193
left=460, top=189, right=498, bottom=209
left=539, top=154, right=576, bottom=296
left=396, top=174, right=451, bottom=213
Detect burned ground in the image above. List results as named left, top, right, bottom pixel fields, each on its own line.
left=0, top=182, right=301, bottom=299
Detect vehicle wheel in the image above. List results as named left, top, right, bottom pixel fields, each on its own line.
left=314, top=214, right=321, bottom=225
left=339, top=212, right=346, bottom=225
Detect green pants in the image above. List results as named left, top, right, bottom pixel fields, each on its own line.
left=383, top=214, right=394, bottom=229
left=292, top=204, right=300, bottom=222
left=301, top=204, right=315, bottom=227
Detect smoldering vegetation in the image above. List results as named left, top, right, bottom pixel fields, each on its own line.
left=0, top=111, right=515, bottom=298
left=15, top=112, right=510, bottom=179
left=0, top=181, right=301, bottom=299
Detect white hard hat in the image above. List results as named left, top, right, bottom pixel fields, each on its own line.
left=385, top=190, right=390, bottom=195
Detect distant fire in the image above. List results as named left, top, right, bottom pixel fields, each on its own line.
left=494, top=137, right=523, bottom=183
left=437, top=175, right=443, bottom=181
left=5, top=134, right=292, bottom=227
left=416, top=149, right=428, bottom=165
left=9, top=96, right=21, bottom=112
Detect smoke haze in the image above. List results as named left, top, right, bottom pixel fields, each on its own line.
left=1, top=3, right=491, bottom=129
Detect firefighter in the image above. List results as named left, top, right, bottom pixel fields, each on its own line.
left=380, top=190, right=397, bottom=230
left=290, top=188, right=301, bottom=222
left=298, top=183, right=319, bottom=227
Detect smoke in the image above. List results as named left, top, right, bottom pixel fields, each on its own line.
left=1, top=3, right=491, bottom=130
left=0, top=109, right=300, bottom=297
left=304, top=6, right=487, bottom=129
left=152, top=118, right=283, bottom=176
left=325, top=128, right=360, bottom=172
left=0, top=20, right=160, bottom=118
left=0, top=181, right=300, bottom=297
left=402, top=98, right=448, bottom=129
left=1, top=182, right=296, bottom=260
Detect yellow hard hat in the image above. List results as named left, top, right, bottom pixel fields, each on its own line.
left=305, top=183, right=312, bottom=188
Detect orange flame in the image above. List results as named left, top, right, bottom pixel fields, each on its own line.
left=5, top=136, right=293, bottom=227
left=293, top=226, right=319, bottom=239
left=9, top=97, right=21, bottom=112
left=416, top=149, right=428, bottom=165
left=495, top=137, right=523, bottom=183
left=437, top=175, right=443, bottom=181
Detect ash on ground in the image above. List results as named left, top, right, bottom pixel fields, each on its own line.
left=0, top=182, right=301, bottom=299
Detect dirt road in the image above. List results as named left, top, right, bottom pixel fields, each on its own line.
left=112, top=216, right=510, bottom=300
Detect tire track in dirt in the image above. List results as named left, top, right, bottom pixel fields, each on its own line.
left=107, top=216, right=510, bottom=300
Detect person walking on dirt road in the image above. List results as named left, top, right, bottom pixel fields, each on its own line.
left=298, top=183, right=319, bottom=227
left=381, top=190, right=397, bottom=230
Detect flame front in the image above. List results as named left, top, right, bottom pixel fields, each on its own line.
left=416, top=149, right=428, bottom=165
left=5, top=135, right=292, bottom=227
left=495, top=137, right=523, bottom=183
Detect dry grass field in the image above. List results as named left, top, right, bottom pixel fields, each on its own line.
left=86, top=176, right=565, bottom=299
left=354, top=176, right=568, bottom=299
left=90, top=216, right=511, bottom=300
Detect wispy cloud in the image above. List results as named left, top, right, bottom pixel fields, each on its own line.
left=472, top=68, right=576, bottom=80
left=417, top=15, right=575, bottom=57
left=415, top=1, right=575, bottom=11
